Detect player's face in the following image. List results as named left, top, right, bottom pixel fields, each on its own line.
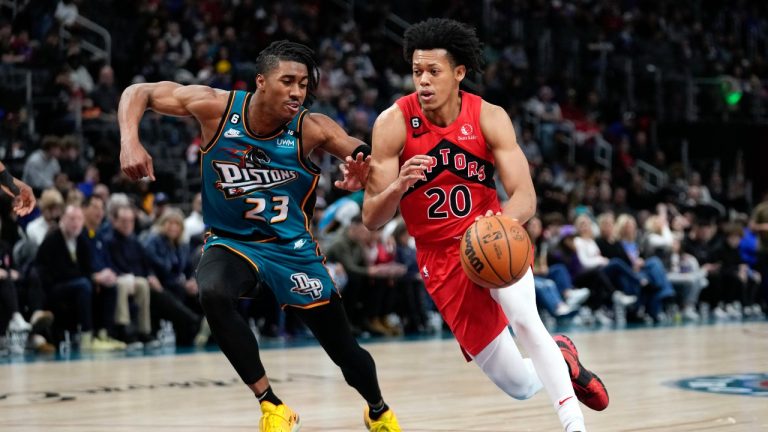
left=256, top=60, right=309, bottom=120
left=411, top=49, right=466, bottom=111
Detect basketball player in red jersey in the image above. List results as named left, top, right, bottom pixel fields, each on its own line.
left=363, top=19, right=608, bottom=431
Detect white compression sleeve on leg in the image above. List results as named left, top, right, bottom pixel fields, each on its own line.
left=490, top=268, right=586, bottom=429
left=472, top=329, right=543, bottom=400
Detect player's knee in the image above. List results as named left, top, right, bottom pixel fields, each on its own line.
left=198, top=280, right=233, bottom=310
left=507, top=380, right=539, bottom=400
left=485, top=369, right=539, bottom=400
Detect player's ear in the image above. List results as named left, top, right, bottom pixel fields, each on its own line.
left=454, top=65, right=466, bottom=82
left=255, top=74, right=265, bottom=91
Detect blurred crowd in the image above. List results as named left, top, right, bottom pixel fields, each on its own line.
left=1, top=0, right=767, bottom=356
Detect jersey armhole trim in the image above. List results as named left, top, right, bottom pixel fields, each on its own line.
left=295, top=110, right=322, bottom=175
left=201, top=90, right=235, bottom=153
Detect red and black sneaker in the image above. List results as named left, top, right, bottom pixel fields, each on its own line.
left=553, top=334, right=609, bottom=411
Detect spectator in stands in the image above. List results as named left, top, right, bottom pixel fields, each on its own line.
left=683, top=214, right=724, bottom=297
left=81, top=195, right=125, bottom=350
left=36, top=204, right=109, bottom=350
left=518, top=126, right=543, bottom=168
left=750, top=192, right=768, bottom=311
left=713, top=223, right=761, bottom=319
left=392, top=222, right=428, bottom=334
left=666, top=236, right=708, bottom=321
left=142, top=208, right=194, bottom=302
left=142, top=207, right=206, bottom=347
left=163, top=21, right=192, bottom=69
left=525, top=85, right=562, bottom=159
left=183, top=192, right=205, bottom=245
left=58, top=135, right=87, bottom=185
left=1, top=28, right=32, bottom=65
left=574, top=214, right=641, bottom=300
left=366, top=228, right=407, bottom=336
left=25, top=188, right=65, bottom=246
left=31, top=29, right=63, bottom=69
left=106, top=204, right=154, bottom=346
left=67, top=53, right=95, bottom=94
left=0, top=234, right=31, bottom=355
left=613, top=214, right=676, bottom=321
left=526, top=216, right=591, bottom=317
left=317, top=190, right=364, bottom=238
left=54, top=0, right=79, bottom=28
left=89, top=65, right=120, bottom=119
left=325, top=216, right=387, bottom=334
left=642, top=205, right=675, bottom=258
left=76, top=164, right=100, bottom=198
left=547, top=230, right=621, bottom=325
left=22, top=135, right=62, bottom=193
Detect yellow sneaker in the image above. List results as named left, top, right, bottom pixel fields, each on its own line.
left=259, top=401, right=301, bottom=432
left=364, top=406, right=401, bottom=432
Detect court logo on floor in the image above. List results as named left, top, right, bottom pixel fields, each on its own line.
left=672, top=373, right=768, bottom=397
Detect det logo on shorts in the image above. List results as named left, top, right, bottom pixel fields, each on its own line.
left=672, top=373, right=768, bottom=397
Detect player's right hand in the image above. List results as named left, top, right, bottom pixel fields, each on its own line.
left=395, top=155, right=432, bottom=192
left=120, top=142, right=156, bottom=181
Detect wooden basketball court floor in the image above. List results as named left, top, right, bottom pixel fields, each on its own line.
left=1, top=322, right=766, bottom=431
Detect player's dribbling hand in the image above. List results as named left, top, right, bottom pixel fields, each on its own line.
left=120, top=142, right=156, bottom=181
left=334, top=153, right=371, bottom=191
left=395, top=155, right=432, bottom=192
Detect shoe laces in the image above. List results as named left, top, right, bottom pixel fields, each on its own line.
left=367, top=411, right=399, bottom=432
left=262, top=405, right=294, bottom=431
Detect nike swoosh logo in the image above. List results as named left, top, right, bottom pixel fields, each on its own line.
left=558, top=396, right=574, bottom=406
left=412, top=130, right=428, bottom=138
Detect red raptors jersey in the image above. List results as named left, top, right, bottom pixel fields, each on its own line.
left=397, top=91, right=501, bottom=248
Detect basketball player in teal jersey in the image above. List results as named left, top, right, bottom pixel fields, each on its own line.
left=118, top=41, right=401, bottom=432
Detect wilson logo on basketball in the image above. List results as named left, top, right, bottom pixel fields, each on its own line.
left=463, top=232, right=485, bottom=272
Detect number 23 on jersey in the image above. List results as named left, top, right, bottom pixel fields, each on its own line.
left=244, top=195, right=289, bottom=223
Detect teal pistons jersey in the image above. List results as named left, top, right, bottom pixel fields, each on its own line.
left=201, top=90, right=319, bottom=241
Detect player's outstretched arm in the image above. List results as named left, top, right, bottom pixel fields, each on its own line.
left=118, top=82, right=223, bottom=181
left=481, top=102, right=537, bottom=224
left=363, top=105, right=429, bottom=230
left=304, top=113, right=371, bottom=191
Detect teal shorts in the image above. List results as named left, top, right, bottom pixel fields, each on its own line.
left=202, top=233, right=338, bottom=308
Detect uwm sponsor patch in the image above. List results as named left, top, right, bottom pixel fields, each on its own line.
left=213, top=161, right=298, bottom=198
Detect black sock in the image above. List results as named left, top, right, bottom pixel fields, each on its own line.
left=256, top=386, right=282, bottom=406
left=368, top=400, right=389, bottom=420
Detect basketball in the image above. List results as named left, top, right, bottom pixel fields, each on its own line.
left=459, top=215, right=532, bottom=289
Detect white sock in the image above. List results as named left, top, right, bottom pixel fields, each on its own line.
left=559, top=397, right=586, bottom=431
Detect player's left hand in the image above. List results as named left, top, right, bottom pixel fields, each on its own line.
left=475, top=209, right=503, bottom=221
left=334, top=153, right=371, bottom=191
left=9, top=181, right=36, bottom=217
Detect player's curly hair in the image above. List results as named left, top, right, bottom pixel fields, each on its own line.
left=403, top=18, right=485, bottom=74
left=255, top=40, right=320, bottom=106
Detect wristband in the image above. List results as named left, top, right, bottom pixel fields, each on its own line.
left=0, top=170, right=19, bottom=196
left=351, top=144, right=371, bottom=158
